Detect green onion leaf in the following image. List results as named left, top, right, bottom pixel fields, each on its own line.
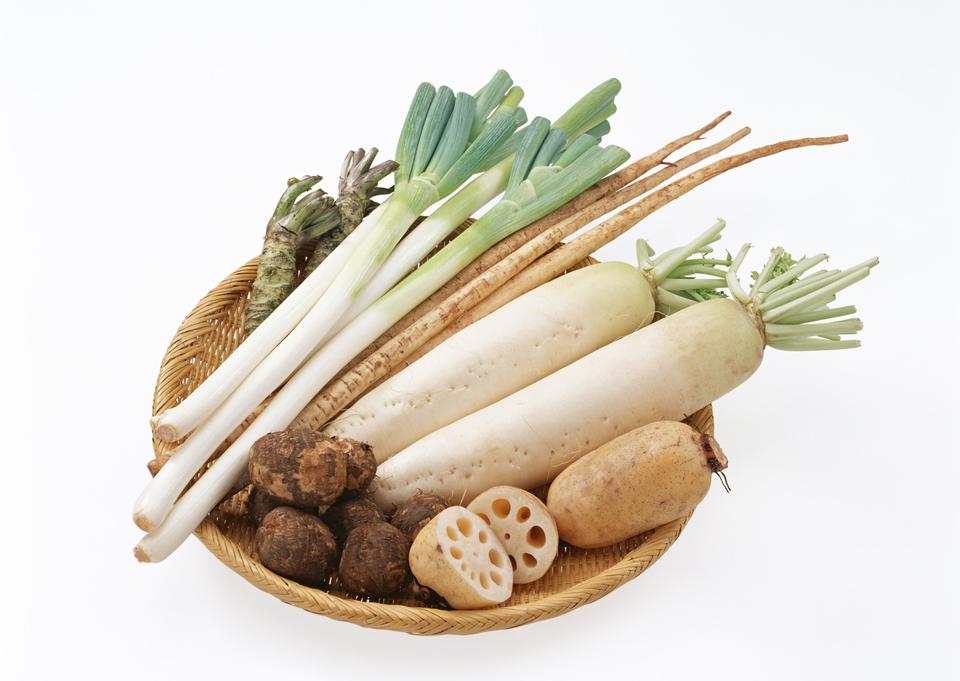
left=412, top=86, right=455, bottom=178
left=435, top=111, right=520, bottom=198
left=424, top=92, right=476, bottom=180
left=395, top=83, right=436, bottom=187
left=583, top=120, right=611, bottom=141
left=552, top=78, right=621, bottom=137
left=555, top=134, right=599, bottom=167
left=532, top=128, right=569, bottom=168
left=471, top=69, right=513, bottom=140
left=508, top=117, right=550, bottom=193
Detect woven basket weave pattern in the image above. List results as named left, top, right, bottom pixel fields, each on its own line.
left=151, top=255, right=711, bottom=635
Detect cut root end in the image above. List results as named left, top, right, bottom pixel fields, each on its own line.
left=153, top=422, right=181, bottom=443
left=700, top=433, right=728, bottom=472
left=133, top=513, right=156, bottom=533
left=133, top=546, right=151, bottom=563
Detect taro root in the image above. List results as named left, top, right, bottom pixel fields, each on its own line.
left=246, top=486, right=288, bottom=525
left=323, top=496, right=385, bottom=542
left=338, top=522, right=410, bottom=596
left=255, top=507, right=338, bottom=586
left=340, top=438, right=377, bottom=496
left=248, top=428, right=346, bottom=511
left=397, top=578, right=447, bottom=607
left=390, top=492, right=447, bottom=540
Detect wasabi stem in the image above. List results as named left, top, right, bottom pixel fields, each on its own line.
left=302, top=148, right=398, bottom=279
left=244, top=177, right=337, bottom=337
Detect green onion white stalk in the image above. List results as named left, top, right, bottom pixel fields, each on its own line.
left=135, top=105, right=630, bottom=561
left=136, top=72, right=523, bottom=531
left=149, top=200, right=387, bottom=445
left=152, top=75, right=518, bottom=445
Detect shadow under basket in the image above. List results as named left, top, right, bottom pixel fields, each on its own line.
left=151, top=254, right=712, bottom=635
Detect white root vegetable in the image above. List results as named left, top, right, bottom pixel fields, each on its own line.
left=373, top=298, right=761, bottom=508
left=372, top=247, right=876, bottom=508
left=467, top=487, right=558, bottom=584
left=326, top=262, right=653, bottom=461
left=325, top=220, right=730, bottom=462
left=408, top=507, right=513, bottom=609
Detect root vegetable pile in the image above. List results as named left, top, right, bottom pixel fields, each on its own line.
left=134, top=66, right=878, bottom=618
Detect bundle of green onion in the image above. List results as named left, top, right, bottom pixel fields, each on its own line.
left=136, top=71, right=631, bottom=562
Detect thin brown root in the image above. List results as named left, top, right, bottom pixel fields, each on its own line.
left=406, top=126, right=752, bottom=353
left=294, top=131, right=845, bottom=432
left=457, top=134, right=847, bottom=324
left=337, top=111, right=739, bottom=379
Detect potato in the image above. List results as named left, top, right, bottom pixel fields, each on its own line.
left=547, top=421, right=727, bottom=548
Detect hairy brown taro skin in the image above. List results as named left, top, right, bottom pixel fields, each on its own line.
left=339, top=522, right=410, bottom=596
left=338, top=438, right=377, bottom=496
left=390, top=493, right=447, bottom=540
left=248, top=428, right=346, bottom=510
left=246, top=486, right=290, bottom=525
left=255, top=507, right=338, bottom=586
left=323, top=496, right=385, bottom=542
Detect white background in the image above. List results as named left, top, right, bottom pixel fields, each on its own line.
left=2, top=1, right=957, bottom=679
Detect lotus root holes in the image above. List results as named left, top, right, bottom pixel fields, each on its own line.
left=492, top=498, right=511, bottom=518
left=527, top=525, right=546, bottom=548
left=516, top=506, right=531, bottom=522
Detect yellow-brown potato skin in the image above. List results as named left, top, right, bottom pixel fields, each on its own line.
left=547, top=421, right=715, bottom=548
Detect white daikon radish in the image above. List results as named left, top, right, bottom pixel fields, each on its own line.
left=326, top=220, right=732, bottom=462
left=372, top=247, right=877, bottom=509
left=326, top=262, right=649, bottom=461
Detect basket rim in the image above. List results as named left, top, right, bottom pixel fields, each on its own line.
left=151, top=255, right=708, bottom=635
left=192, top=510, right=691, bottom=635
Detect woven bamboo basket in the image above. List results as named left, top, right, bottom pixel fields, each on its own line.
left=150, top=248, right=712, bottom=635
